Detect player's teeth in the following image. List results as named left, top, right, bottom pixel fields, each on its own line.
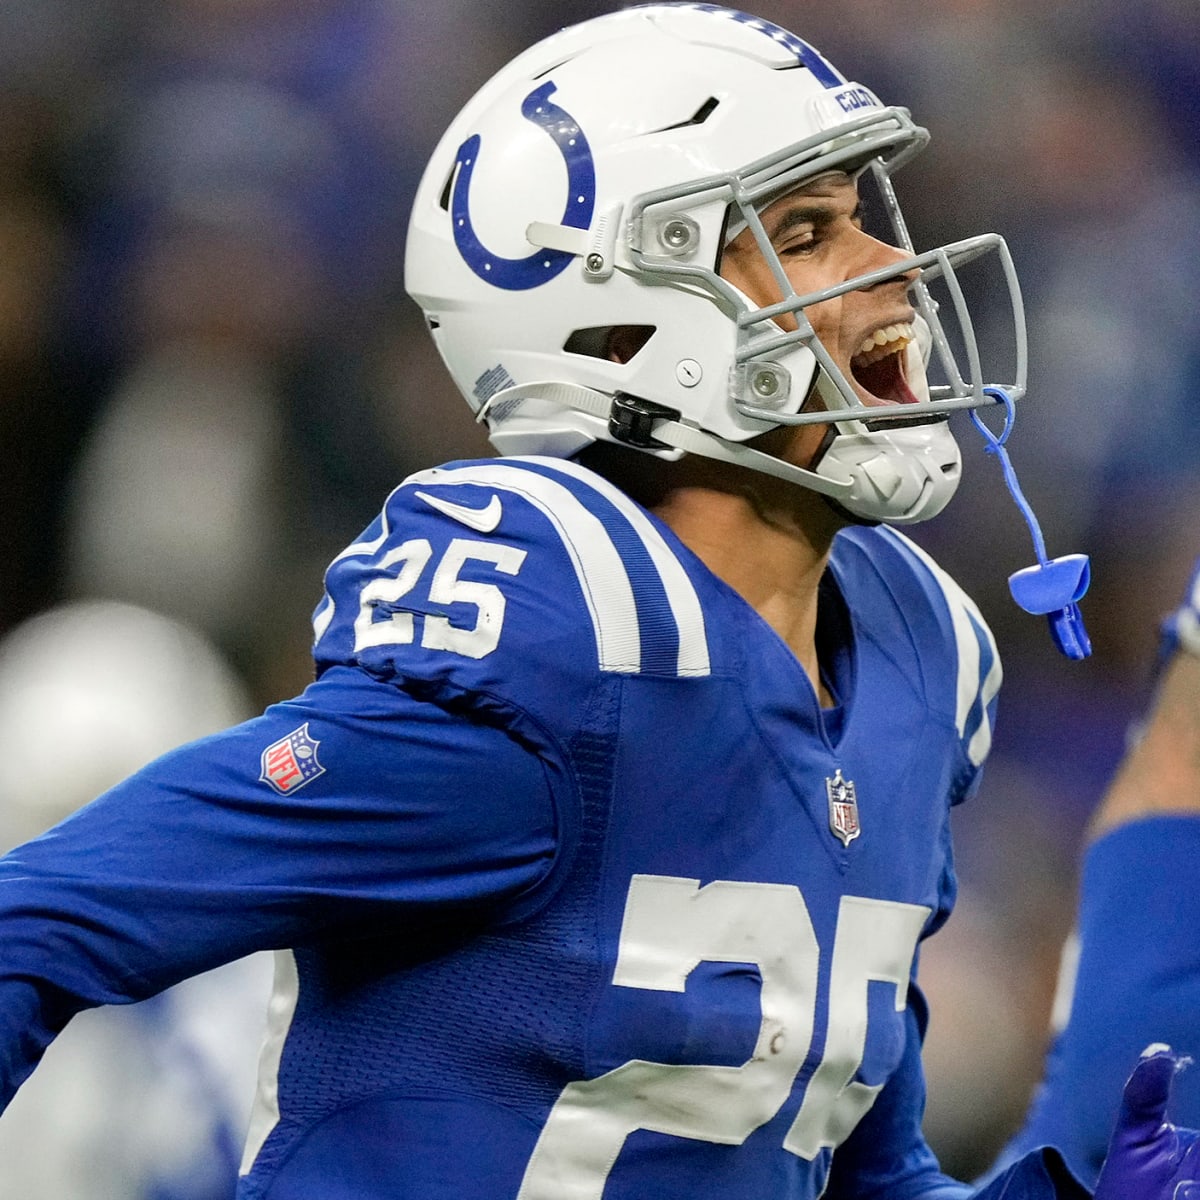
left=855, top=322, right=913, bottom=359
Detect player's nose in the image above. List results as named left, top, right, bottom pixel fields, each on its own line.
left=852, top=228, right=919, bottom=286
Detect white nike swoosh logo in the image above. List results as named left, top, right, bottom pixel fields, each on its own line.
left=414, top=490, right=503, bottom=533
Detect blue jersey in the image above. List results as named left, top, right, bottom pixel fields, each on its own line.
left=0, top=457, right=1081, bottom=1199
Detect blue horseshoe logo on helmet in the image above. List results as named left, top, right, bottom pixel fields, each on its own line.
left=451, top=81, right=596, bottom=291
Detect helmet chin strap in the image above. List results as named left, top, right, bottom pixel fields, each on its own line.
left=481, top=379, right=854, bottom=497
left=804, top=424, right=879, bottom=527
left=481, top=379, right=959, bottom=524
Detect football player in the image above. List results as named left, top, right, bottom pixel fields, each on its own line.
left=0, top=7, right=1193, bottom=1199
left=995, top=556, right=1200, bottom=1186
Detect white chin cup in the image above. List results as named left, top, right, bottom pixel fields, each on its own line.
left=813, top=419, right=962, bottom=524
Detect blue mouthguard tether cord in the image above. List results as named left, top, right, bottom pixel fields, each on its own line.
left=970, top=386, right=1092, bottom=660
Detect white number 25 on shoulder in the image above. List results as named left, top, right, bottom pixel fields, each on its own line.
left=354, top=537, right=527, bottom=660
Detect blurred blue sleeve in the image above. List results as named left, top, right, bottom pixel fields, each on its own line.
left=993, top=818, right=1200, bottom=1185
left=0, top=664, right=560, bottom=1110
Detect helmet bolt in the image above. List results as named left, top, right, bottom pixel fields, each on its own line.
left=753, top=370, right=780, bottom=398
left=664, top=221, right=689, bottom=246
left=585, top=253, right=605, bottom=273
left=658, top=217, right=697, bottom=254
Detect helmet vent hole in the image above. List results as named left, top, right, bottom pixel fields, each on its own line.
left=649, top=96, right=720, bottom=135
left=438, top=165, right=456, bottom=212
left=564, top=325, right=656, bottom=363
left=532, top=55, right=574, bottom=81
left=682, top=96, right=720, bottom=126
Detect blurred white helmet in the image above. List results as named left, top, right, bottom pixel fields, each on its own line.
left=0, top=600, right=251, bottom=849
left=405, top=3, right=1027, bottom=524
left=0, top=601, right=271, bottom=1200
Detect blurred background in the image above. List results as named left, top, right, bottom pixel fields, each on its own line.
left=0, top=0, right=1196, bottom=1193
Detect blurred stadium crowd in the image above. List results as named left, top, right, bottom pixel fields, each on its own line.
left=0, top=0, right=1197, bottom=1194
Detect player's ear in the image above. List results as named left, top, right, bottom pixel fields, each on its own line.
left=606, top=326, right=655, bottom=365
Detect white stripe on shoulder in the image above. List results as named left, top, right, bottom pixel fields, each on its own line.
left=885, top=530, right=1002, bottom=766
left=520, top=456, right=711, bottom=677
left=311, top=483, right=409, bottom=645
left=311, top=595, right=335, bottom=644
left=406, top=462, right=641, bottom=673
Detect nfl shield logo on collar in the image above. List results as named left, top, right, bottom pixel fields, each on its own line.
left=826, top=768, right=860, bottom=847
left=260, top=724, right=326, bottom=795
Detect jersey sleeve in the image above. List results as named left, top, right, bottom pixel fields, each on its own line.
left=312, top=461, right=626, bottom=732
left=0, top=664, right=561, bottom=1111
left=310, top=457, right=714, bottom=745
left=994, top=817, right=1200, bottom=1186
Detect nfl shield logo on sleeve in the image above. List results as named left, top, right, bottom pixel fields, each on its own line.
left=826, top=768, right=861, bottom=847
left=260, top=724, right=326, bottom=795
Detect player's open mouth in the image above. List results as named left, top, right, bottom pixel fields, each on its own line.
left=849, top=322, right=920, bottom=406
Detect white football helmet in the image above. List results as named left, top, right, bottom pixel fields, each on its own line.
left=405, top=3, right=1027, bottom=524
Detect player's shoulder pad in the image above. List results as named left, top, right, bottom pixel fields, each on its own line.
left=835, top=525, right=1001, bottom=769
left=311, top=456, right=712, bottom=729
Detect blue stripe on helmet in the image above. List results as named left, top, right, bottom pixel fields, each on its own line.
left=678, top=4, right=846, bottom=88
